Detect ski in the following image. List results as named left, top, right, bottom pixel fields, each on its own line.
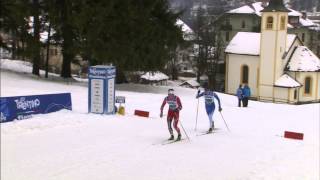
left=196, top=131, right=213, bottom=136
left=161, top=138, right=186, bottom=145
left=196, top=128, right=219, bottom=136
left=152, top=138, right=184, bottom=145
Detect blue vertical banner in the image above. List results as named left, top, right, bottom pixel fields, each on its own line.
left=88, top=66, right=116, bottom=114
left=0, top=93, right=72, bottom=123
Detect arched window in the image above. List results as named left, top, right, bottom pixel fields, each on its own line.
left=266, top=16, right=273, bottom=29
left=304, top=77, right=312, bottom=95
left=280, top=16, right=286, bottom=30
left=241, top=65, right=249, bottom=84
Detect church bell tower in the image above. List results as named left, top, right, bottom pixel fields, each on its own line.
left=258, top=0, right=290, bottom=101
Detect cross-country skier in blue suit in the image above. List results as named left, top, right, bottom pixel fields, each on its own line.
left=196, top=83, right=222, bottom=133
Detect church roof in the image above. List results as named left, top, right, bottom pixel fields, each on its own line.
left=286, top=46, right=320, bottom=72
left=225, top=32, right=296, bottom=56
left=260, top=0, right=290, bottom=12
left=274, top=74, right=302, bottom=88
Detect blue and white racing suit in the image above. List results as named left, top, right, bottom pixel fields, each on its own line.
left=196, top=90, right=222, bottom=128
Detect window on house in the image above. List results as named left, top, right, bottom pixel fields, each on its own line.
left=302, top=33, right=305, bottom=42
left=226, top=31, right=230, bottom=41
left=304, top=77, right=312, bottom=95
left=294, top=89, right=297, bottom=99
left=280, top=16, right=286, bottom=30
left=241, top=65, right=249, bottom=84
left=266, top=16, right=273, bottom=29
left=242, top=20, right=246, bottom=28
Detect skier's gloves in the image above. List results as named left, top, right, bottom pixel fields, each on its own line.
left=160, top=112, right=163, bottom=118
left=219, top=107, right=222, bottom=112
left=197, top=89, right=200, bottom=94
left=173, top=108, right=179, bottom=112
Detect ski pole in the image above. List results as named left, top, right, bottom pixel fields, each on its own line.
left=219, top=112, right=230, bottom=132
left=179, top=121, right=190, bottom=141
left=194, top=98, right=200, bottom=131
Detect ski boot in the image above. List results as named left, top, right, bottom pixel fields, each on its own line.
left=176, top=134, right=181, bottom=141
left=207, top=128, right=213, bottom=133
left=168, top=135, right=174, bottom=140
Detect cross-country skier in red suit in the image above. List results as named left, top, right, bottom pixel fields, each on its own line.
left=160, top=88, right=182, bottom=141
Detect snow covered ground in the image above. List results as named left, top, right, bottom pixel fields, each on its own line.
left=1, top=59, right=319, bottom=180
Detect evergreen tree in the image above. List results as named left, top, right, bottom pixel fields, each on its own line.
left=76, top=0, right=183, bottom=82
left=31, top=0, right=41, bottom=76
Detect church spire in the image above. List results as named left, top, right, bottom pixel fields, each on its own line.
left=260, top=0, right=290, bottom=12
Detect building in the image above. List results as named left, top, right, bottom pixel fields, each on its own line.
left=172, top=19, right=197, bottom=77
left=179, top=79, right=200, bottom=89
left=225, top=0, right=320, bottom=104
left=215, top=0, right=320, bottom=60
left=140, top=71, right=169, bottom=86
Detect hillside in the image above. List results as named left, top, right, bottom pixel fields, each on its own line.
left=1, top=59, right=319, bottom=180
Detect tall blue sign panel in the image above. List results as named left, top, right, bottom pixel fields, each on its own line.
left=0, top=93, right=72, bottom=123
left=88, top=66, right=116, bottom=114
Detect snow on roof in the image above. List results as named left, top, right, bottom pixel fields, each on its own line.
left=176, top=19, right=193, bottom=34
left=287, top=8, right=301, bottom=16
left=227, top=2, right=263, bottom=15
left=140, top=71, right=169, bottom=81
left=274, top=74, right=302, bottom=88
left=200, top=74, right=208, bottom=80
left=227, top=5, right=256, bottom=14
left=299, top=18, right=316, bottom=27
left=286, top=34, right=296, bottom=51
left=226, top=2, right=315, bottom=27
left=176, top=19, right=195, bottom=41
left=179, top=79, right=200, bottom=87
left=225, top=32, right=260, bottom=55
left=286, top=46, right=320, bottom=72
left=225, top=32, right=296, bottom=55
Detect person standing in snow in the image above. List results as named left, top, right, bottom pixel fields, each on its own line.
left=236, top=84, right=243, bottom=107
left=242, top=84, right=251, bottom=107
left=196, top=83, right=222, bottom=133
left=160, top=88, right=182, bottom=141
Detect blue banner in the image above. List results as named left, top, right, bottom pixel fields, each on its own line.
left=0, top=93, right=72, bottom=123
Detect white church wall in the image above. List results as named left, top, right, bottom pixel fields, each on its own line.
left=274, top=88, right=290, bottom=103
left=296, top=72, right=320, bottom=102
left=226, top=54, right=259, bottom=97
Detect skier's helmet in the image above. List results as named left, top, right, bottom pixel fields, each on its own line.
left=168, top=88, right=174, bottom=95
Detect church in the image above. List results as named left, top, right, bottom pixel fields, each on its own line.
left=225, top=0, right=320, bottom=104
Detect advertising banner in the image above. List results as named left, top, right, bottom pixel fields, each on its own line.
left=0, top=93, right=72, bottom=123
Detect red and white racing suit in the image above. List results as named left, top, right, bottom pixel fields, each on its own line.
left=160, top=95, right=182, bottom=135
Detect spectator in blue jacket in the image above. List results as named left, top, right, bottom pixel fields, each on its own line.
left=236, top=84, right=243, bottom=107
left=242, top=84, right=251, bottom=107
